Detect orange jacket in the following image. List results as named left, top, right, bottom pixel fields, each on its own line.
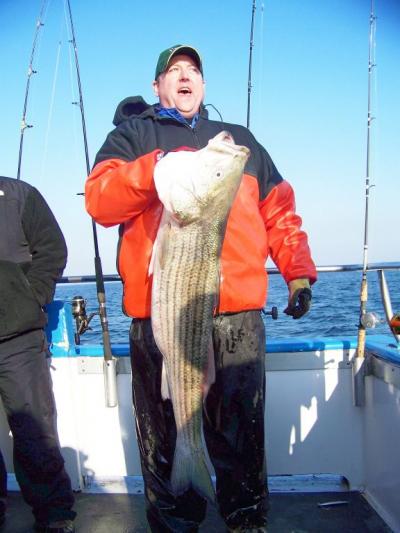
left=86, top=100, right=317, bottom=318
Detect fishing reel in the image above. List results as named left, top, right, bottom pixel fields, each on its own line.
left=360, top=311, right=382, bottom=329
left=262, top=306, right=278, bottom=320
left=71, top=295, right=98, bottom=345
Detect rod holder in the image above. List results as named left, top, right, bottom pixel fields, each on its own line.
left=352, top=356, right=366, bottom=407
left=103, top=357, right=118, bottom=408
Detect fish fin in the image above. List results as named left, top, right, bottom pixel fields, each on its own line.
left=161, top=358, right=171, bottom=401
left=190, top=453, right=215, bottom=503
left=148, top=249, right=155, bottom=276
left=149, top=208, right=168, bottom=276
left=154, top=150, right=196, bottom=212
left=170, top=437, right=215, bottom=503
left=203, top=338, right=216, bottom=399
left=203, top=338, right=216, bottom=426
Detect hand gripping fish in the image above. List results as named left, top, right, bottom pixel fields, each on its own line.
left=150, top=131, right=250, bottom=501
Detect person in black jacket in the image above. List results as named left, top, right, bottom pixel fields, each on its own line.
left=0, top=176, right=75, bottom=533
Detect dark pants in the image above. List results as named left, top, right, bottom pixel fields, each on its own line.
left=0, top=449, right=6, bottom=517
left=0, top=329, right=75, bottom=524
left=130, top=310, right=268, bottom=532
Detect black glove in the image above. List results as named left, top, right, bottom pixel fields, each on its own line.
left=284, top=279, right=312, bottom=320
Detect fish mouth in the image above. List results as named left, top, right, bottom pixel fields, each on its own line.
left=220, top=131, right=234, bottom=144
left=211, top=130, right=234, bottom=145
left=211, top=131, right=250, bottom=158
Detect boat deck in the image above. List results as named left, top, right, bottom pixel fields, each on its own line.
left=1, top=490, right=392, bottom=532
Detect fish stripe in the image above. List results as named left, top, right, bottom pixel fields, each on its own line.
left=159, top=223, right=219, bottom=446
left=151, top=132, right=249, bottom=498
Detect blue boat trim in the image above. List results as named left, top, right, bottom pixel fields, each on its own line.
left=266, top=337, right=357, bottom=353
left=45, top=301, right=400, bottom=363
left=364, top=337, right=400, bottom=363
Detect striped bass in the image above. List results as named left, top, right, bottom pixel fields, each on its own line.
left=150, top=131, right=250, bottom=500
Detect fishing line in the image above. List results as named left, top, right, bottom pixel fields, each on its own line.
left=257, top=2, right=265, bottom=116
left=17, top=0, right=50, bottom=179
left=355, top=0, right=377, bottom=361
left=247, top=0, right=256, bottom=128
left=64, top=0, right=81, bottom=181
left=40, top=34, right=63, bottom=182
left=371, top=12, right=379, bottom=196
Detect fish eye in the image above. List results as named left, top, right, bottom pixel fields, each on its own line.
left=216, top=172, right=221, bottom=177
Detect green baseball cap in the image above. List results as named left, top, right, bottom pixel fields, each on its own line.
left=155, top=44, right=203, bottom=80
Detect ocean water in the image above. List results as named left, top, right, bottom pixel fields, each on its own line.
left=54, top=268, right=400, bottom=345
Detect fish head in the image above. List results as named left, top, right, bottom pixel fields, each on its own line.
left=154, top=131, right=249, bottom=224
left=198, top=131, right=250, bottom=215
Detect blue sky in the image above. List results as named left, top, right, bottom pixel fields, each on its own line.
left=0, top=0, right=399, bottom=276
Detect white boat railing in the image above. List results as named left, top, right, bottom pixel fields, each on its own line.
left=1, top=266, right=400, bottom=531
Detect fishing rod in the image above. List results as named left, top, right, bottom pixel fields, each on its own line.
left=17, top=0, right=48, bottom=180
left=57, top=262, right=400, bottom=284
left=354, top=0, right=376, bottom=405
left=65, top=0, right=117, bottom=408
left=246, top=0, right=256, bottom=128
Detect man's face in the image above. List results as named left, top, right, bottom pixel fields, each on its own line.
left=153, top=54, right=205, bottom=119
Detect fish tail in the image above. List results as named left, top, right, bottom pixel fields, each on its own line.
left=170, top=442, right=215, bottom=502
left=191, top=452, right=215, bottom=503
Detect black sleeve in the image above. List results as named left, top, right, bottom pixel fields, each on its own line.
left=93, top=121, right=141, bottom=166
left=256, top=140, right=284, bottom=200
left=226, top=123, right=283, bottom=200
left=21, top=187, right=67, bottom=307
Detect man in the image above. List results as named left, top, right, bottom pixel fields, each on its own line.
left=85, top=45, right=317, bottom=532
left=0, top=176, right=75, bottom=533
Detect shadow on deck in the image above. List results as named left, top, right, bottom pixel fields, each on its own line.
left=0, top=490, right=392, bottom=532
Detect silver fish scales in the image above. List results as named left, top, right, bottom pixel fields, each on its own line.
left=151, top=131, right=250, bottom=500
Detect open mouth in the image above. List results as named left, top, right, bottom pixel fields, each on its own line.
left=178, top=87, right=191, bottom=95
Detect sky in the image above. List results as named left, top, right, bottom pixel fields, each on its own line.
left=0, top=0, right=399, bottom=276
